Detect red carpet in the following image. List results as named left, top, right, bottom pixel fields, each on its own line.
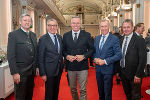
left=5, top=67, right=150, bottom=100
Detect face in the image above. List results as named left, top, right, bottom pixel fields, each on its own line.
left=19, top=16, right=32, bottom=30
left=71, top=18, right=81, bottom=32
left=138, top=24, right=145, bottom=34
left=47, top=21, right=58, bottom=34
left=122, top=22, right=134, bottom=36
left=100, top=21, right=109, bottom=35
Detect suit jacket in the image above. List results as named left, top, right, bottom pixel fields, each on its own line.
left=120, top=33, right=147, bottom=80
left=94, top=33, right=122, bottom=74
left=38, top=33, right=63, bottom=77
left=63, top=30, right=94, bottom=71
left=7, top=28, right=37, bottom=76
left=145, top=35, right=150, bottom=51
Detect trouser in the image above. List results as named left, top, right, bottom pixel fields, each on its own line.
left=120, top=73, right=142, bottom=100
left=68, top=70, right=88, bottom=100
left=14, top=74, right=34, bottom=100
left=45, top=72, right=62, bottom=100
left=96, top=72, right=113, bottom=100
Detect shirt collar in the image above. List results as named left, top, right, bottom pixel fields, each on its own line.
left=48, top=32, right=57, bottom=37
left=21, top=27, right=29, bottom=33
left=125, top=32, right=133, bottom=39
left=72, top=30, right=80, bottom=34
left=135, top=31, right=140, bottom=36
left=101, top=32, right=109, bottom=38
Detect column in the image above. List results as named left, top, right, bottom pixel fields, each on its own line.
left=135, top=0, right=144, bottom=24
left=38, top=10, right=43, bottom=37
left=19, top=0, right=28, bottom=14
left=0, top=0, right=12, bottom=51
left=119, top=10, right=125, bottom=26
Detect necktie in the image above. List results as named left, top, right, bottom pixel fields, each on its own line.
left=26, top=32, right=29, bottom=36
left=74, top=33, right=78, bottom=42
left=99, top=36, right=105, bottom=50
left=120, top=36, right=128, bottom=68
left=54, top=35, right=58, bottom=52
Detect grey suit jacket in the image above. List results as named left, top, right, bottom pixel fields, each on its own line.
left=38, top=33, right=63, bottom=77
left=7, top=28, right=37, bottom=76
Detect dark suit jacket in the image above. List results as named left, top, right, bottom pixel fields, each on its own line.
left=94, top=33, right=122, bottom=74
left=120, top=33, right=147, bottom=80
left=63, top=30, right=94, bottom=71
left=145, top=35, right=150, bottom=51
left=38, top=33, right=63, bottom=77
left=7, top=28, right=37, bottom=76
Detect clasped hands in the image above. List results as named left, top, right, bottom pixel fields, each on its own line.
left=94, top=58, right=106, bottom=66
left=66, top=55, right=85, bottom=62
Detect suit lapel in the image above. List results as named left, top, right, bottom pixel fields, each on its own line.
left=101, top=33, right=112, bottom=51
left=29, top=32, right=36, bottom=49
left=76, top=30, right=83, bottom=44
left=126, top=33, right=136, bottom=55
left=46, top=33, right=57, bottom=51
left=57, top=34, right=62, bottom=53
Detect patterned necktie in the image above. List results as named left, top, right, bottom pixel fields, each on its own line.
left=99, top=36, right=105, bottom=50
left=120, top=36, right=128, bottom=68
left=74, top=33, right=78, bottom=42
left=54, top=35, right=58, bottom=52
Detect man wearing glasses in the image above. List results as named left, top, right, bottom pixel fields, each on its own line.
left=63, top=16, right=94, bottom=100
left=38, top=19, right=63, bottom=100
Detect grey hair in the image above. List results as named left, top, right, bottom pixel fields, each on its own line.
left=47, top=18, right=58, bottom=25
left=71, top=16, right=81, bottom=23
left=99, top=19, right=110, bottom=26
left=19, top=13, right=32, bottom=22
left=113, top=26, right=120, bottom=33
left=122, top=19, right=133, bottom=27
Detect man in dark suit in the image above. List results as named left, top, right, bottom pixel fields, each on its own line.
left=93, top=20, right=122, bottom=100
left=119, top=19, right=147, bottom=100
left=134, top=23, right=145, bottom=37
left=38, top=18, right=63, bottom=100
left=63, top=16, right=94, bottom=100
left=7, top=13, right=38, bottom=100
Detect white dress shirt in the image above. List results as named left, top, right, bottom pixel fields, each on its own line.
left=99, top=33, right=109, bottom=49
left=48, top=32, right=60, bottom=53
left=72, top=30, right=80, bottom=40
left=122, top=33, right=133, bottom=55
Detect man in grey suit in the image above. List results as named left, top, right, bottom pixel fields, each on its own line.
left=38, top=19, right=63, bottom=100
left=7, top=13, right=38, bottom=100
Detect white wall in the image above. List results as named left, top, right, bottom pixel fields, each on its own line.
left=0, top=0, right=12, bottom=51
left=144, top=1, right=150, bottom=37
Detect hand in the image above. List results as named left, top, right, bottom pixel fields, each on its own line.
left=41, top=75, right=47, bottom=82
left=36, top=68, right=39, bottom=76
left=116, top=73, right=120, bottom=79
left=94, top=58, right=100, bottom=65
left=98, top=59, right=105, bottom=66
left=76, top=55, right=85, bottom=62
left=66, top=55, right=77, bottom=62
left=13, top=73, right=20, bottom=84
left=134, top=76, right=141, bottom=84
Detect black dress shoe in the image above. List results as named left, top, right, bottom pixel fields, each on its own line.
left=116, top=79, right=120, bottom=85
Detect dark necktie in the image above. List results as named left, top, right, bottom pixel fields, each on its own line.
left=74, top=33, right=78, bottom=42
left=54, top=35, right=58, bottom=52
left=120, top=36, right=128, bottom=68
left=99, top=36, right=105, bottom=50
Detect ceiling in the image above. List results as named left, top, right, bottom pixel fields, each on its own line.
left=54, top=0, right=120, bottom=15
left=32, top=0, right=130, bottom=26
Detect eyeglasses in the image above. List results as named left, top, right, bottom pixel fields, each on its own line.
left=48, top=24, right=58, bottom=27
